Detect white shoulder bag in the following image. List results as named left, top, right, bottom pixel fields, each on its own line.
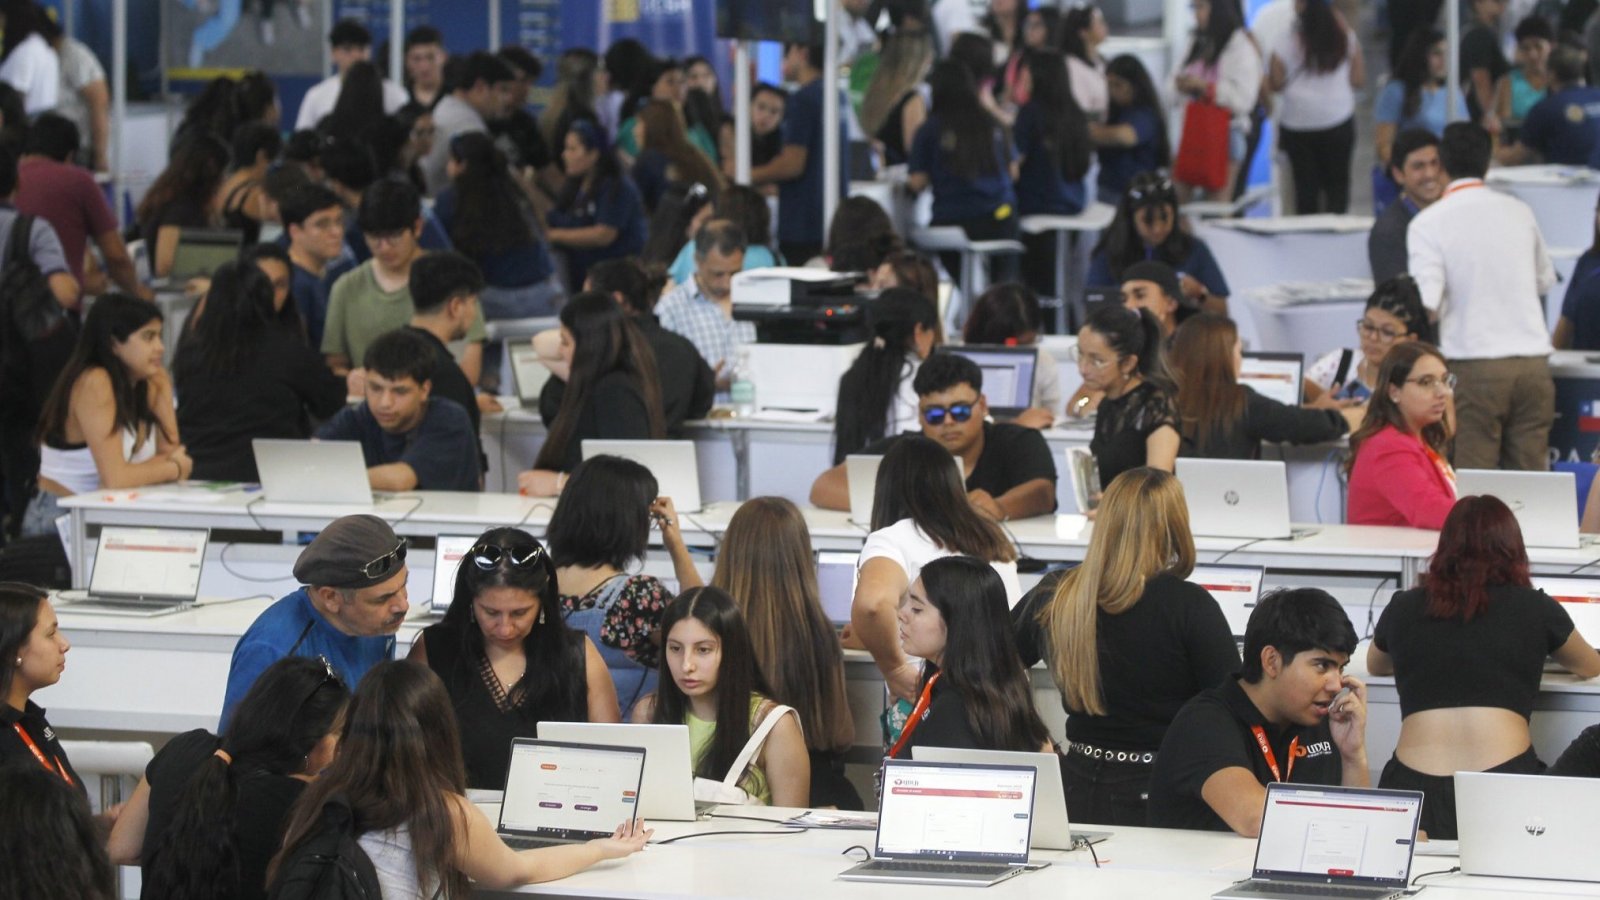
left=692, top=703, right=799, bottom=806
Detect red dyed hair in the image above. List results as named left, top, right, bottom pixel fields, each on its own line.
left=1421, top=495, right=1531, bottom=621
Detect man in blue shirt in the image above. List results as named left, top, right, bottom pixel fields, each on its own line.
left=316, top=328, right=482, bottom=491
left=1504, top=45, right=1600, bottom=167
left=220, top=515, right=409, bottom=729
left=752, top=42, right=840, bottom=266
left=281, top=182, right=346, bottom=347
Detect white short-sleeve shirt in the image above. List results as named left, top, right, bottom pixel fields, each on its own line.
left=0, top=33, right=60, bottom=114
left=858, top=518, right=1023, bottom=608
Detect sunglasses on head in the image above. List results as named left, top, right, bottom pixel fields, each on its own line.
left=922, top=403, right=975, bottom=425
left=358, top=540, right=407, bottom=580
left=468, top=542, right=546, bottom=570
left=1127, top=177, right=1176, bottom=205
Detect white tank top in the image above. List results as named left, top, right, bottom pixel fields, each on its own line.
left=357, top=826, right=438, bottom=900
left=38, top=426, right=158, bottom=495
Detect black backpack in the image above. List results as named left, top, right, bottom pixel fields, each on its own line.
left=0, top=213, right=71, bottom=344
left=0, top=213, right=77, bottom=424
left=268, top=795, right=383, bottom=900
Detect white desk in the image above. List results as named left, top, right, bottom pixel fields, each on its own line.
left=1487, top=166, right=1600, bottom=251
left=1238, top=279, right=1371, bottom=362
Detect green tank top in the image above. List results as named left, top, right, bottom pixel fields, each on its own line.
left=686, top=694, right=774, bottom=805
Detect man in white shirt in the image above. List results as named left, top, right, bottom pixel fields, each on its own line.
left=1407, top=122, right=1556, bottom=471
left=294, top=20, right=408, bottom=132
left=419, top=52, right=516, bottom=197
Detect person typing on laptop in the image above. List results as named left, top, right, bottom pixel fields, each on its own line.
left=315, top=329, right=482, bottom=492
left=1147, top=588, right=1369, bottom=837
left=221, top=515, right=409, bottom=730
left=810, top=353, right=1057, bottom=521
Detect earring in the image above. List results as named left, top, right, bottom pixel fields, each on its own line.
left=538, top=609, right=545, bottom=625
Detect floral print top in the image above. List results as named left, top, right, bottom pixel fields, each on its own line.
left=559, top=574, right=670, bottom=668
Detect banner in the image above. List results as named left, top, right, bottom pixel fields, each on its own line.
left=165, top=0, right=328, bottom=78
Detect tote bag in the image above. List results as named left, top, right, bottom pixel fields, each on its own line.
left=1174, top=99, right=1231, bottom=192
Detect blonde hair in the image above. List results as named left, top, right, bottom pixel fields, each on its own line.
left=1038, top=468, right=1195, bottom=716
left=860, top=29, right=934, bottom=139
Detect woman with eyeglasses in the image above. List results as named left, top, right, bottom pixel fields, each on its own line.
left=832, top=287, right=941, bottom=463
left=1346, top=342, right=1457, bottom=529
left=1078, top=303, right=1178, bottom=498
left=1092, top=56, right=1170, bottom=204
left=1305, top=276, right=1434, bottom=403
left=409, top=528, right=620, bottom=789
left=1088, top=173, right=1229, bottom=315
left=544, top=120, right=648, bottom=290
left=107, top=657, right=350, bottom=900
left=1368, top=495, right=1600, bottom=839
left=547, top=456, right=702, bottom=720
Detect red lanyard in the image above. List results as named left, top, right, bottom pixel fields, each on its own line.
left=889, top=672, right=942, bottom=759
left=1442, top=179, right=1485, bottom=199
left=12, top=723, right=72, bottom=787
left=1250, top=725, right=1298, bottom=783
left=1422, top=443, right=1456, bottom=488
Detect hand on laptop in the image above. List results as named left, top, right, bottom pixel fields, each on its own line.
left=591, top=819, right=653, bottom=858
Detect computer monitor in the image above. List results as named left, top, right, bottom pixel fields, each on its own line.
left=1529, top=574, right=1600, bottom=648
left=430, top=535, right=479, bottom=614
left=943, top=346, right=1038, bottom=416
left=1239, top=352, right=1304, bottom=407
left=816, top=550, right=858, bottom=626
left=1187, top=564, right=1265, bottom=637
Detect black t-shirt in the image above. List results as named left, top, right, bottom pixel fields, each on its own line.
left=1091, top=380, right=1177, bottom=490
left=405, top=326, right=486, bottom=473
left=490, top=108, right=552, bottom=172
left=0, top=701, right=84, bottom=796
left=540, top=316, right=714, bottom=439
left=1460, top=25, right=1509, bottom=119
left=892, top=676, right=981, bottom=759
left=141, top=729, right=307, bottom=900
left=1147, top=677, right=1343, bottom=831
left=1013, top=572, right=1240, bottom=751
left=538, top=369, right=655, bottom=472
left=1178, top=387, right=1347, bottom=460
left=1373, top=585, right=1573, bottom=720
left=863, top=422, right=1058, bottom=507
left=1551, top=723, right=1600, bottom=777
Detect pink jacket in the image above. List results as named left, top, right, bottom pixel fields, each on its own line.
left=1347, top=426, right=1457, bottom=530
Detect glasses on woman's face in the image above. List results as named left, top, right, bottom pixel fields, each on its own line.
left=1356, top=318, right=1407, bottom=343
left=468, top=543, right=545, bottom=570
left=1067, top=344, right=1116, bottom=369
left=1404, top=372, right=1457, bottom=394
left=922, top=403, right=975, bottom=426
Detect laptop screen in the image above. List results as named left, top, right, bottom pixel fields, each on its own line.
left=1240, top=353, right=1304, bottom=407
left=1530, top=575, right=1600, bottom=647
left=89, top=526, right=208, bottom=601
left=1253, top=784, right=1422, bottom=887
left=944, top=346, right=1037, bottom=410
left=1187, top=564, right=1265, bottom=637
left=874, top=760, right=1035, bottom=862
left=430, top=535, right=479, bottom=613
left=510, top=345, right=552, bottom=403
left=499, top=740, right=646, bottom=838
left=816, top=551, right=858, bottom=625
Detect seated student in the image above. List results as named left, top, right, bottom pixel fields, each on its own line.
left=1014, top=467, right=1239, bottom=826
left=545, top=456, right=701, bottom=719
left=1555, top=192, right=1600, bottom=350
left=1079, top=304, right=1179, bottom=495
left=0, top=585, right=84, bottom=794
left=175, top=261, right=345, bottom=483
left=269, top=662, right=650, bottom=897
left=892, top=556, right=1053, bottom=758
left=584, top=258, right=714, bottom=436
left=636, top=587, right=811, bottom=808
left=831, top=288, right=940, bottom=462
left=323, top=178, right=487, bottom=382
left=546, top=120, right=648, bottom=289
left=410, top=528, right=620, bottom=789
left=811, top=353, right=1057, bottom=521
left=0, top=764, right=115, bottom=900
left=1346, top=342, right=1456, bottom=530
left=1306, top=275, right=1434, bottom=402
left=280, top=182, right=352, bottom=348
left=517, top=293, right=665, bottom=494
left=869, top=248, right=941, bottom=306
left=823, top=196, right=901, bottom=275
left=106, top=658, right=350, bottom=900
left=1369, top=496, right=1600, bottom=839
left=656, top=220, right=758, bottom=387
left=134, top=133, right=228, bottom=279
left=1147, top=588, right=1369, bottom=836
left=315, top=329, right=481, bottom=492
left=1497, top=45, right=1600, bottom=167
left=1170, top=313, right=1356, bottom=459
left=244, top=244, right=312, bottom=337
left=406, top=252, right=489, bottom=459
left=23, top=295, right=190, bottom=538
left=963, top=283, right=1061, bottom=427
left=1551, top=724, right=1600, bottom=777
left=324, top=144, right=457, bottom=267
left=220, top=515, right=408, bottom=729
left=1368, top=129, right=1443, bottom=283
left=1088, top=173, right=1229, bottom=314
left=1092, top=55, right=1171, bottom=204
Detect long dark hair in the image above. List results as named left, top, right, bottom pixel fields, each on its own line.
left=36, top=294, right=167, bottom=450
left=0, top=765, right=116, bottom=900
left=175, top=260, right=277, bottom=379
left=1185, top=0, right=1245, bottom=66
left=927, top=60, right=1003, bottom=180
left=270, top=662, right=470, bottom=899
left=1106, top=55, right=1171, bottom=165
left=1094, top=172, right=1195, bottom=277
left=1366, top=275, right=1435, bottom=345
left=1170, top=312, right=1247, bottom=454
left=1057, top=5, right=1099, bottom=62
left=545, top=455, right=658, bottom=570
left=136, top=133, right=229, bottom=230
left=963, top=282, right=1042, bottom=344
left=872, top=435, right=1017, bottom=563
left=321, top=61, right=389, bottom=144
left=558, top=120, right=623, bottom=209
left=1422, top=496, right=1531, bottom=622
left=1022, top=48, right=1091, bottom=183
left=1082, top=302, right=1175, bottom=391
left=442, top=528, right=587, bottom=718
left=142, top=657, right=349, bottom=900
left=651, top=587, right=772, bottom=781
left=1394, top=29, right=1444, bottom=121
left=638, top=99, right=722, bottom=191
left=833, top=288, right=938, bottom=463
left=1298, top=0, right=1349, bottom=73
left=1345, top=341, right=1450, bottom=473
left=0, top=0, right=54, bottom=61
left=918, top=556, right=1050, bottom=751
left=446, top=131, right=536, bottom=258
left=0, top=582, right=45, bottom=702
left=532, top=293, right=666, bottom=471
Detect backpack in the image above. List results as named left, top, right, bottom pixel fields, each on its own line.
left=268, top=795, right=383, bottom=900
left=0, top=213, right=77, bottom=428
left=0, top=213, right=70, bottom=344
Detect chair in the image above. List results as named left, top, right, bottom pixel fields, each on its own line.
left=60, top=740, right=155, bottom=900
left=1019, top=202, right=1117, bottom=334
left=910, top=227, right=1024, bottom=330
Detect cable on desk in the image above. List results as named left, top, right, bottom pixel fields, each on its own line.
left=710, top=812, right=792, bottom=825
left=197, top=593, right=273, bottom=606
left=841, top=845, right=871, bottom=861
left=1084, top=838, right=1106, bottom=868
left=243, top=494, right=272, bottom=532
left=652, top=827, right=806, bottom=844
left=1363, top=576, right=1394, bottom=641
left=1571, top=554, right=1600, bottom=576
left=1211, top=537, right=1269, bottom=565
left=217, top=543, right=302, bottom=584
left=1313, top=448, right=1343, bottom=525
left=997, top=518, right=1038, bottom=564
left=387, top=494, right=425, bottom=526
left=514, top=501, right=554, bottom=531
left=1405, top=865, right=1459, bottom=893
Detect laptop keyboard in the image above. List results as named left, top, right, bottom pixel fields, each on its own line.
left=501, top=836, right=567, bottom=850
left=1229, top=883, right=1393, bottom=898
left=857, top=860, right=1011, bottom=876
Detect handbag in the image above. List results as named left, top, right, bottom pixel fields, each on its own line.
left=1174, top=99, right=1232, bottom=192
left=692, top=703, right=798, bottom=806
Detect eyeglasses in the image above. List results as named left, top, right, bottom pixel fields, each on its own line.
left=358, top=540, right=407, bottom=580
left=295, top=654, right=345, bottom=712
left=366, top=230, right=411, bottom=247
left=1067, top=344, right=1116, bottom=369
left=1404, top=372, right=1457, bottom=393
left=468, top=542, right=546, bottom=570
left=1356, top=319, right=1408, bottom=343
left=922, top=403, right=975, bottom=425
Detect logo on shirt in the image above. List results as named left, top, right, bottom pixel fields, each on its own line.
left=1297, top=740, right=1333, bottom=759
left=1567, top=104, right=1586, bottom=124
left=1224, top=490, right=1240, bottom=506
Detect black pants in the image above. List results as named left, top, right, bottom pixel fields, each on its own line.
left=1378, top=747, right=1543, bottom=840
left=808, top=749, right=864, bottom=810
left=1061, top=748, right=1155, bottom=828
left=1278, top=118, right=1356, bottom=215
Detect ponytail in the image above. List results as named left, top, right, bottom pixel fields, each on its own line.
left=140, top=750, right=243, bottom=899
left=1083, top=303, right=1174, bottom=392
left=832, top=288, right=938, bottom=463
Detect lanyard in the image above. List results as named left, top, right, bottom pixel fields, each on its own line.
left=1442, top=179, right=1485, bottom=199
left=888, top=672, right=942, bottom=760
left=1250, top=725, right=1297, bottom=783
left=1422, top=443, right=1457, bottom=489
left=12, top=723, right=72, bottom=786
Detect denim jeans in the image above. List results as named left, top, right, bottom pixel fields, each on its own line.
left=20, top=490, right=63, bottom=540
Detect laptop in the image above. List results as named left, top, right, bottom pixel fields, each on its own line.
left=495, top=738, right=647, bottom=850
left=910, top=747, right=1110, bottom=851
left=1239, top=352, right=1304, bottom=407
left=816, top=550, right=858, bottom=627
left=166, top=228, right=243, bottom=282
left=846, top=454, right=882, bottom=526
left=1177, top=459, right=1315, bottom=541
left=58, top=525, right=208, bottom=616
left=1187, top=563, right=1266, bottom=638
left=510, top=343, right=553, bottom=408
left=1529, top=574, right=1600, bottom=671
left=839, top=759, right=1037, bottom=887
left=944, top=345, right=1038, bottom=417
left=536, top=722, right=704, bottom=820
left=1456, top=771, right=1600, bottom=883
left=1212, top=783, right=1424, bottom=900
left=428, top=534, right=478, bottom=616
left=252, top=439, right=373, bottom=506
left=581, top=440, right=703, bottom=514
left=1456, top=469, right=1583, bottom=550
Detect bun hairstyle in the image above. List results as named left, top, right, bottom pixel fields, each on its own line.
left=1365, top=275, right=1435, bottom=345
left=1082, top=302, right=1173, bottom=389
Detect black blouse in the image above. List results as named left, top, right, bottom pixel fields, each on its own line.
left=538, top=369, right=654, bottom=472
left=1178, top=386, right=1347, bottom=460
left=1091, top=380, right=1177, bottom=490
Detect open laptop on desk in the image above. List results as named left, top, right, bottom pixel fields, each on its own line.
left=1239, top=353, right=1304, bottom=407
left=1212, top=783, right=1423, bottom=900
left=839, top=758, right=1037, bottom=887
left=536, top=722, right=704, bottom=820
left=1187, top=563, right=1265, bottom=639
left=1455, top=469, right=1584, bottom=549
left=911, top=747, right=1109, bottom=851
left=1529, top=574, right=1600, bottom=671
left=494, top=738, right=646, bottom=849
left=150, top=228, right=243, bottom=286
left=509, top=343, right=552, bottom=408
left=57, top=525, right=208, bottom=616
left=1456, top=771, right=1600, bottom=883
left=1177, top=459, right=1316, bottom=541
left=581, top=440, right=703, bottom=513
left=252, top=439, right=373, bottom=506
left=426, top=535, right=478, bottom=616
left=944, top=345, right=1038, bottom=417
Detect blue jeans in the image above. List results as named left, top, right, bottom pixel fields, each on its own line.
left=20, top=490, right=63, bottom=540
left=480, top=277, right=566, bottom=320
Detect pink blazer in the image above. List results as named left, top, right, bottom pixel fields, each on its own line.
left=1347, top=426, right=1456, bottom=530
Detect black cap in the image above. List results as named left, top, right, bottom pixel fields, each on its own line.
left=293, top=515, right=404, bottom=589
left=1121, top=260, right=1186, bottom=307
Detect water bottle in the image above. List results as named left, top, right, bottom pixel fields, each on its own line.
left=730, top=347, right=757, bottom=417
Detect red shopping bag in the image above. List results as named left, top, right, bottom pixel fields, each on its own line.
left=1174, top=99, right=1231, bottom=192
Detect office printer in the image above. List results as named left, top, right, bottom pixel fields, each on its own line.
left=731, top=267, right=869, bottom=343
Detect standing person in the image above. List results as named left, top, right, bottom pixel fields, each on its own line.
left=1079, top=303, right=1178, bottom=496
left=492, top=45, right=553, bottom=181
left=860, top=27, right=933, bottom=167
left=1088, top=173, right=1229, bottom=314
left=831, top=288, right=941, bottom=462
left=711, top=497, right=859, bottom=808
left=546, top=121, right=648, bottom=289
left=1407, top=122, right=1555, bottom=471
left=630, top=99, right=725, bottom=213
left=410, top=529, right=621, bottom=789
left=48, top=28, right=110, bottom=171
left=1172, top=0, right=1261, bottom=200
left=1494, top=16, right=1553, bottom=138
left=1368, top=130, right=1442, bottom=283
left=1461, top=0, right=1510, bottom=131
left=1306, top=275, right=1435, bottom=403
left=1556, top=194, right=1600, bottom=350
left=750, top=43, right=838, bottom=265
left=1092, top=56, right=1171, bottom=203
left=1058, top=5, right=1111, bottom=119
left=539, top=48, right=600, bottom=158
left=14, top=113, right=142, bottom=296
left=1368, top=496, right=1600, bottom=839
left=422, top=52, right=516, bottom=197
left=1346, top=342, right=1458, bottom=529
left=1374, top=30, right=1461, bottom=167
left=294, top=19, right=408, bottom=132
left=1267, top=0, right=1363, bottom=215
left=656, top=221, right=756, bottom=388
left=215, top=123, right=281, bottom=247
left=1014, top=468, right=1238, bottom=825
left=1013, top=48, right=1090, bottom=295
left=0, top=585, right=82, bottom=793
left=734, top=82, right=787, bottom=176
left=403, top=26, right=448, bottom=108
left=0, top=0, right=59, bottom=114
left=1498, top=45, right=1600, bottom=166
